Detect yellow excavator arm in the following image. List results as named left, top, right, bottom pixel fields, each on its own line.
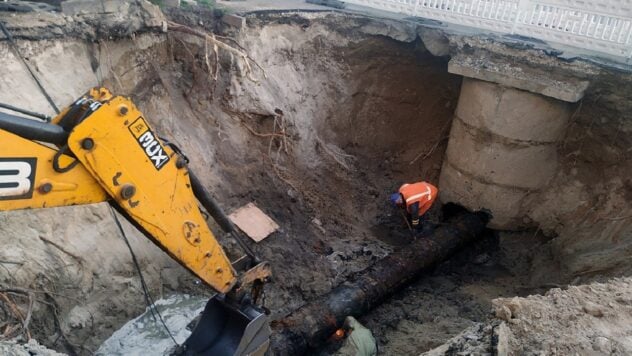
left=0, top=88, right=270, bottom=355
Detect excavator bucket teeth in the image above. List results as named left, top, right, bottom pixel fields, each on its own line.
left=180, top=295, right=270, bottom=356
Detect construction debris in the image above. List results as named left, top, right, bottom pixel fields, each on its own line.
left=229, top=203, right=279, bottom=242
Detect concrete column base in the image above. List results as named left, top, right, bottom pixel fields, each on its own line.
left=439, top=78, right=572, bottom=229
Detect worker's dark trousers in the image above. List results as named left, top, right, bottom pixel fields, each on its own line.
left=407, top=214, right=435, bottom=236
left=406, top=213, right=427, bottom=229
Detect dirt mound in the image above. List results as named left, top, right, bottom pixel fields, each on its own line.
left=493, top=278, right=632, bottom=355
left=424, top=277, right=632, bottom=355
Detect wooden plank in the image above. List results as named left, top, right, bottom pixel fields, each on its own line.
left=229, top=202, right=279, bottom=242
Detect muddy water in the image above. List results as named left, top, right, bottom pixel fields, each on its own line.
left=96, top=294, right=207, bottom=356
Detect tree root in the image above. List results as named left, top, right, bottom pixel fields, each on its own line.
left=409, top=120, right=452, bottom=165
left=315, top=136, right=356, bottom=171
left=0, top=287, right=35, bottom=342
left=39, top=236, right=84, bottom=266
left=167, top=21, right=266, bottom=83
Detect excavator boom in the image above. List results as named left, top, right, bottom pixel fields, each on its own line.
left=0, top=88, right=270, bottom=355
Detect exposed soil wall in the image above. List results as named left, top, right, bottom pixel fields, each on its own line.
left=0, top=9, right=461, bottom=353
left=527, top=70, right=632, bottom=280
left=159, top=10, right=463, bottom=323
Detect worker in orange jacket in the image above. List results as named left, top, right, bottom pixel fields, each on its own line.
left=390, top=181, right=438, bottom=228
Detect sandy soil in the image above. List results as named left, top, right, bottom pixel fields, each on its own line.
left=423, top=277, right=632, bottom=356
left=493, top=278, right=632, bottom=355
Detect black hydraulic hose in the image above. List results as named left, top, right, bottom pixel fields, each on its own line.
left=0, top=102, right=51, bottom=122
left=188, top=170, right=260, bottom=264
left=189, top=171, right=236, bottom=233
left=0, top=111, right=68, bottom=145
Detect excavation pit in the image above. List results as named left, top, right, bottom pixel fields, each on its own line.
left=0, top=3, right=631, bottom=355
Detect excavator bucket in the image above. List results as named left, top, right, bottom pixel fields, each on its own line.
left=180, top=295, right=270, bottom=356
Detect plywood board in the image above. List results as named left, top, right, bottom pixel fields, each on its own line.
left=228, top=202, right=279, bottom=242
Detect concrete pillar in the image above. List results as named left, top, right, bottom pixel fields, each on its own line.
left=439, top=78, right=572, bottom=229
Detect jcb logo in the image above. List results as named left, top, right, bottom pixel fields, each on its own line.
left=128, top=117, right=170, bottom=170
left=0, top=158, right=36, bottom=200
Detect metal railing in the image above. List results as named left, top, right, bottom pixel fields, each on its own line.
left=342, top=0, right=632, bottom=60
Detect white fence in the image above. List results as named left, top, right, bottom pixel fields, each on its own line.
left=342, top=0, right=632, bottom=60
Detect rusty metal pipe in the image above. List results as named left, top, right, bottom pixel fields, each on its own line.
left=271, top=212, right=488, bottom=355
